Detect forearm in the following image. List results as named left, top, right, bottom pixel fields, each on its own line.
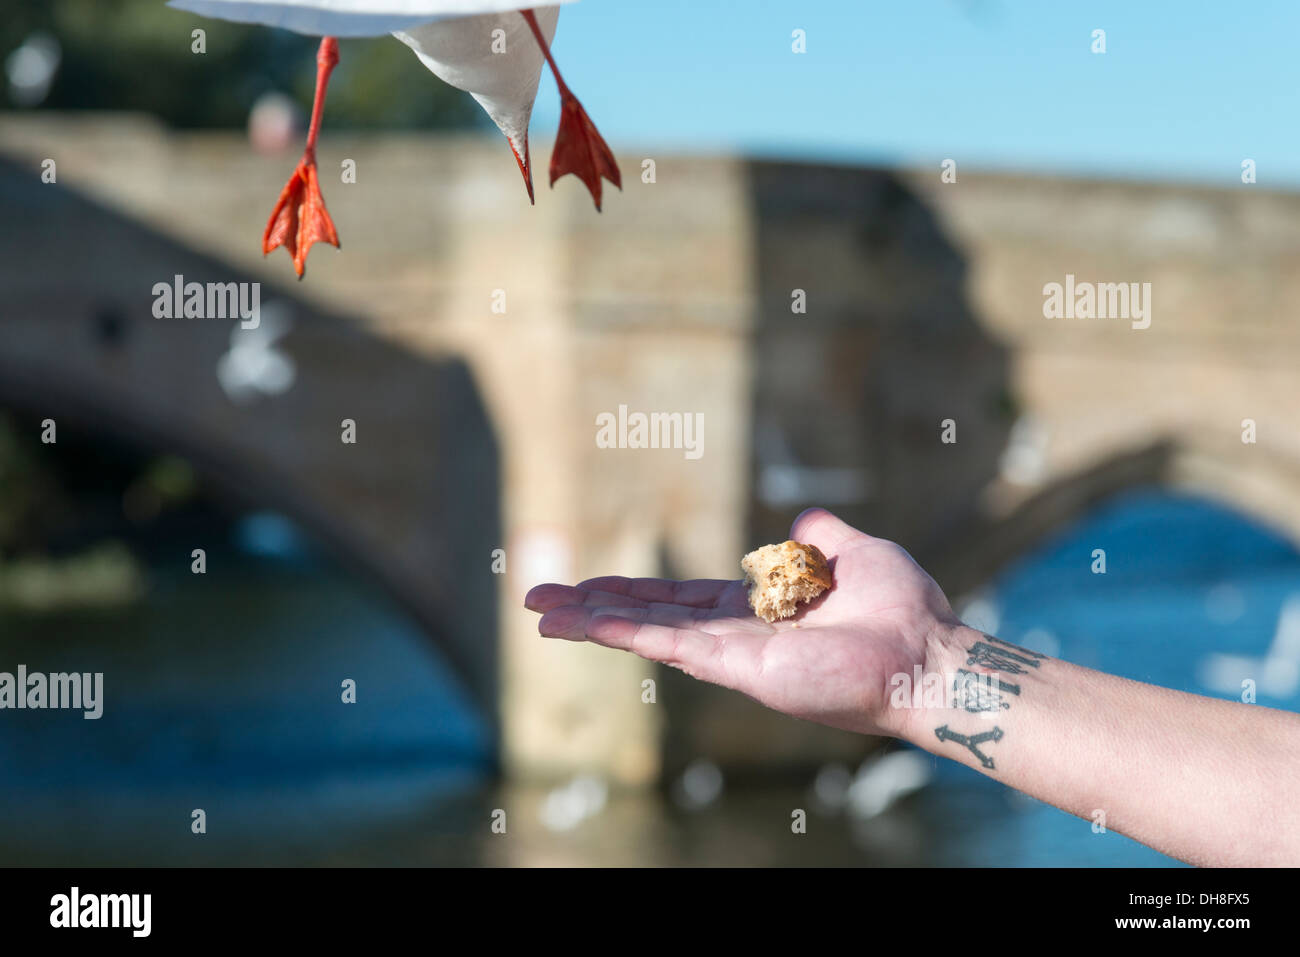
left=894, top=623, right=1300, bottom=866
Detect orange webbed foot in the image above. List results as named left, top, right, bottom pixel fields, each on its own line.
left=263, top=155, right=340, bottom=279
left=550, top=91, right=621, bottom=211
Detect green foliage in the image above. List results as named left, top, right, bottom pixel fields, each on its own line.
left=2, top=0, right=482, bottom=130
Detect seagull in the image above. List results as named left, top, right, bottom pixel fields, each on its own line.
left=166, top=1, right=620, bottom=277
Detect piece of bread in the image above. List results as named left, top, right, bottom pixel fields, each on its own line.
left=741, top=540, right=833, bottom=623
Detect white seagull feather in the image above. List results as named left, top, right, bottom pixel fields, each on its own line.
left=166, top=0, right=576, bottom=37
left=394, top=7, right=557, bottom=167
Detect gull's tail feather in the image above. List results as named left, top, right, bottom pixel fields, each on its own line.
left=394, top=7, right=559, bottom=201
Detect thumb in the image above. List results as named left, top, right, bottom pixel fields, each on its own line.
left=789, top=507, right=865, bottom=557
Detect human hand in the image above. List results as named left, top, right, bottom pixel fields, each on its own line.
left=524, top=507, right=959, bottom=738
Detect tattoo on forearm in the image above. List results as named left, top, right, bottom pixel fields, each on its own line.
left=934, top=725, right=1004, bottom=769
left=987, top=634, right=1048, bottom=659
left=934, top=634, right=1048, bottom=769
left=954, top=668, right=1019, bottom=712
left=965, top=638, right=1045, bottom=675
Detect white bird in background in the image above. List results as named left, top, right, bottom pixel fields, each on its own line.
left=166, top=1, right=620, bottom=277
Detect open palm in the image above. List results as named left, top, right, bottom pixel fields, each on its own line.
left=524, top=508, right=958, bottom=737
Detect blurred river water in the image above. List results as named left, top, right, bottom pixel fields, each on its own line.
left=1, top=490, right=1296, bottom=866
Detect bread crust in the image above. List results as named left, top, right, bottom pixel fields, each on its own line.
left=741, top=540, right=833, bottom=622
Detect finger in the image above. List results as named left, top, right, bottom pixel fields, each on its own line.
left=537, top=602, right=752, bottom=640
left=537, top=605, right=598, bottom=642
left=789, top=506, right=866, bottom=555
left=524, top=583, right=647, bottom=613
left=584, top=614, right=761, bottom=687
left=576, top=576, right=740, bottom=609
left=537, top=605, right=765, bottom=688
left=578, top=602, right=771, bottom=636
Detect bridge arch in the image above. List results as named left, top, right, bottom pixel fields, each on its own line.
left=936, top=434, right=1300, bottom=597
left=0, top=154, right=502, bottom=719
left=0, top=350, right=500, bottom=727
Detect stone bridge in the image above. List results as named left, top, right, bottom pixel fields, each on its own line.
left=3, top=114, right=1299, bottom=784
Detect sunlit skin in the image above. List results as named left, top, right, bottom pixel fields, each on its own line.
left=262, top=8, right=619, bottom=278
left=527, top=508, right=947, bottom=737
left=526, top=507, right=1300, bottom=866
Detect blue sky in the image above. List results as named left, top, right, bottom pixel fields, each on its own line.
left=529, top=0, right=1300, bottom=187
